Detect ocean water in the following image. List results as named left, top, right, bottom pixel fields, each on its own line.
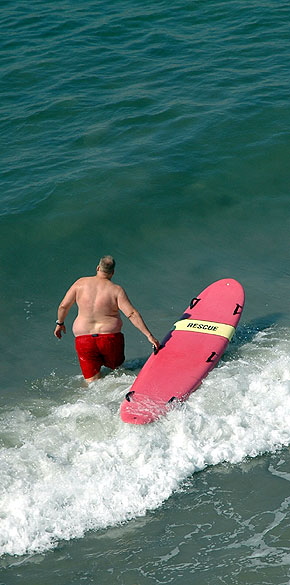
left=1, top=0, right=290, bottom=583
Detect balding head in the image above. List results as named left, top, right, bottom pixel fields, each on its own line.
left=97, top=255, right=115, bottom=275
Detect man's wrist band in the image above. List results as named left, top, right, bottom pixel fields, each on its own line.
left=56, top=321, right=64, bottom=326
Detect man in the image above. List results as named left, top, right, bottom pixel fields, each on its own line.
left=54, top=255, right=160, bottom=383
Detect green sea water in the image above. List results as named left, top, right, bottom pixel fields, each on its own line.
left=1, top=1, right=290, bottom=583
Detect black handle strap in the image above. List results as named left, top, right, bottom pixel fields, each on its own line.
left=233, top=303, right=243, bottom=315
left=206, top=351, right=217, bottom=363
left=125, top=391, right=135, bottom=402
left=190, top=297, right=201, bottom=309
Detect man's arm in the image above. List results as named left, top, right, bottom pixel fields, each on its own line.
left=117, top=287, right=160, bottom=350
left=54, top=283, right=77, bottom=339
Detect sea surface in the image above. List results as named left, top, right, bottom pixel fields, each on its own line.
left=1, top=0, right=290, bottom=583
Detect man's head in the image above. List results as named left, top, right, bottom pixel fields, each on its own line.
left=97, top=255, right=116, bottom=276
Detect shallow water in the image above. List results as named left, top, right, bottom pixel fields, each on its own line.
left=1, top=0, right=290, bottom=583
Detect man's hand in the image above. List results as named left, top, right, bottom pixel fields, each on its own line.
left=147, top=333, right=160, bottom=351
left=54, top=324, right=66, bottom=339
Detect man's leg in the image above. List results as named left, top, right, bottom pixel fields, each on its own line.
left=85, top=371, right=102, bottom=384
left=98, top=333, right=125, bottom=370
left=75, top=335, right=103, bottom=383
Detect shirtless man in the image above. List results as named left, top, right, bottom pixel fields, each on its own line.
left=54, top=255, right=160, bottom=383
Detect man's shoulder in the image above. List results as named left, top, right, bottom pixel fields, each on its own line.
left=110, top=282, right=126, bottom=295
left=111, top=281, right=123, bottom=292
left=73, top=276, right=93, bottom=287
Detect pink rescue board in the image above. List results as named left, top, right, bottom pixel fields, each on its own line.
left=120, top=278, right=245, bottom=425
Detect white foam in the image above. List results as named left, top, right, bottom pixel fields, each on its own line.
left=1, top=326, right=290, bottom=556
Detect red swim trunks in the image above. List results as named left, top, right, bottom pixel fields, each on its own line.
left=75, top=333, right=125, bottom=380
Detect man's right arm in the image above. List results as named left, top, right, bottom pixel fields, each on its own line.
left=117, top=287, right=160, bottom=350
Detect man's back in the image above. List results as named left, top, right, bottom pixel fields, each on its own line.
left=72, top=275, right=123, bottom=336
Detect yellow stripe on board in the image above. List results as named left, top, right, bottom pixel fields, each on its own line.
left=174, top=319, right=235, bottom=340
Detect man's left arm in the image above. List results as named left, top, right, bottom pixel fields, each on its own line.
left=54, top=283, right=77, bottom=339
